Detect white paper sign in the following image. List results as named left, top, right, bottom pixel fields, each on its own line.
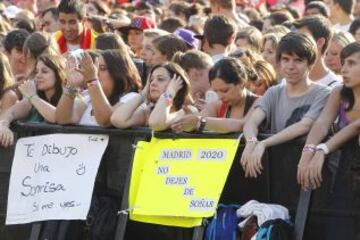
left=6, top=133, right=109, bottom=225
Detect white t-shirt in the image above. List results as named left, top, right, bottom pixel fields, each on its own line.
left=316, top=71, right=342, bottom=88
left=67, top=43, right=80, bottom=52
left=333, top=23, right=351, bottom=33
left=79, top=92, right=138, bottom=126
left=212, top=53, right=227, bottom=64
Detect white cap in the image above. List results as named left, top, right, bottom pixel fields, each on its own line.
left=3, top=5, right=21, bottom=19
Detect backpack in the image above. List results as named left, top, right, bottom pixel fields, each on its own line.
left=204, top=204, right=241, bottom=240
left=256, top=219, right=293, bottom=240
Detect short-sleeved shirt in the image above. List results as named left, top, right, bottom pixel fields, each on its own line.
left=79, top=92, right=138, bottom=126
left=257, top=83, right=331, bottom=133
left=317, top=71, right=342, bottom=88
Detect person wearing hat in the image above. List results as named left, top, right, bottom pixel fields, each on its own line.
left=174, top=27, right=199, bottom=49
left=119, top=16, right=155, bottom=58
left=54, top=0, right=97, bottom=54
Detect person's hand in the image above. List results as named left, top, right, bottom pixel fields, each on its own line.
left=193, top=92, right=206, bottom=111
left=171, top=111, right=198, bottom=132
left=141, top=76, right=151, bottom=103
left=77, top=51, right=99, bottom=83
left=297, top=151, right=315, bottom=189
left=14, top=73, right=27, bottom=84
left=246, top=141, right=266, bottom=178
left=307, top=151, right=325, bottom=189
left=0, top=124, right=14, bottom=147
left=18, top=80, right=37, bottom=100
left=166, top=75, right=183, bottom=97
left=65, top=55, right=84, bottom=87
left=240, top=142, right=257, bottom=177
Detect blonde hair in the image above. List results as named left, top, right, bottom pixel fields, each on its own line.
left=253, top=60, right=277, bottom=89
left=332, top=31, right=355, bottom=48
left=0, top=52, right=14, bottom=97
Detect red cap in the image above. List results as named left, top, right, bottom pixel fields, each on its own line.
left=118, top=16, right=155, bottom=33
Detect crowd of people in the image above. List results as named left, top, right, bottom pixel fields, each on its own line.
left=0, top=0, right=359, bottom=237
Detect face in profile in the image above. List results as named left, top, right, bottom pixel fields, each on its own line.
left=325, top=40, right=343, bottom=74
left=341, top=52, right=360, bottom=88
left=97, top=56, right=114, bottom=98
left=148, top=46, right=167, bottom=66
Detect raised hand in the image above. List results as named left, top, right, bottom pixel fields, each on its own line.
left=77, top=52, right=98, bottom=83
left=166, top=75, right=183, bottom=97
left=65, top=55, right=84, bottom=87
left=141, top=76, right=151, bottom=103
left=18, top=80, right=37, bottom=99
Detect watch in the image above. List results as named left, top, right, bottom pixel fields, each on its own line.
left=198, top=117, right=207, bottom=132
left=316, top=143, right=329, bottom=155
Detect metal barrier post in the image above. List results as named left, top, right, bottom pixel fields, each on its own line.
left=29, top=223, right=42, bottom=240
left=192, top=225, right=205, bottom=240
left=293, top=189, right=312, bottom=240
left=114, top=137, right=146, bottom=240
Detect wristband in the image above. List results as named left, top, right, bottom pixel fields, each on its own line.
left=64, top=84, right=78, bottom=98
left=316, top=143, right=329, bottom=155
left=197, top=116, right=207, bottom=132
left=0, top=120, right=10, bottom=127
left=246, top=136, right=258, bottom=143
left=87, top=79, right=99, bottom=87
left=25, top=93, right=38, bottom=101
left=302, top=144, right=316, bottom=153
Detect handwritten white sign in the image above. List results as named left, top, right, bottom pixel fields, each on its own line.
left=6, top=133, right=109, bottom=225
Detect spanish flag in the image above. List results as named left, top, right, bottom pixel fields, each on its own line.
left=54, top=28, right=96, bottom=54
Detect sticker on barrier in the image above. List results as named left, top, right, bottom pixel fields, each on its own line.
left=129, top=137, right=239, bottom=225
left=6, top=133, right=109, bottom=225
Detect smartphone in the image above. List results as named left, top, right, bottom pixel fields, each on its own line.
left=70, top=49, right=84, bottom=68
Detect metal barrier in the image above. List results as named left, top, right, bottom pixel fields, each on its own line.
left=0, top=122, right=359, bottom=240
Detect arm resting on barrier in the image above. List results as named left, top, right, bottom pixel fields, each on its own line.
left=302, top=87, right=341, bottom=147
left=262, top=117, right=314, bottom=148
left=0, top=90, right=17, bottom=112
left=55, top=94, right=86, bottom=124
left=325, top=118, right=360, bottom=152
left=0, top=99, right=32, bottom=123
left=202, top=117, right=246, bottom=133
left=87, top=81, right=114, bottom=128
left=297, top=88, right=341, bottom=187
left=111, top=94, right=147, bottom=128
left=241, top=108, right=266, bottom=177
left=28, top=95, right=57, bottom=123
left=0, top=99, right=32, bottom=146
left=199, top=98, right=259, bottom=133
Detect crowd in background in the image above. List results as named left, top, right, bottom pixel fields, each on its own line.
left=0, top=0, right=359, bottom=238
